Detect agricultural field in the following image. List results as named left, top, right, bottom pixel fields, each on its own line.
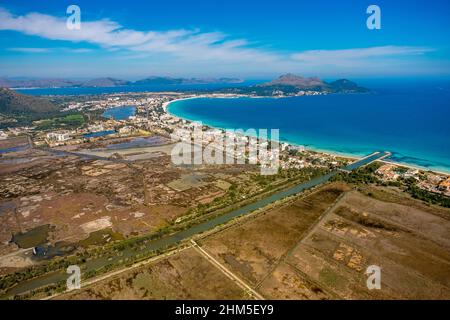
left=284, top=187, right=450, bottom=299
left=185, top=184, right=450, bottom=300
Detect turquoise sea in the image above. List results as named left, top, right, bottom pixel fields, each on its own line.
left=168, top=82, right=450, bottom=173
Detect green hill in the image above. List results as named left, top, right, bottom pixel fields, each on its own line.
left=0, top=87, right=59, bottom=115
left=258, top=74, right=369, bottom=93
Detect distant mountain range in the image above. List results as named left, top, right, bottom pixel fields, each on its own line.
left=0, top=74, right=368, bottom=118
left=80, top=77, right=131, bottom=87
left=0, top=74, right=366, bottom=94
left=0, top=76, right=243, bottom=89
left=261, top=74, right=326, bottom=89
left=133, top=76, right=243, bottom=86
left=257, top=74, right=369, bottom=93
left=0, top=87, right=58, bottom=114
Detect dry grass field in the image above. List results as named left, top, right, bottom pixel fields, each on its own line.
left=58, top=247, right=247, bottom=300
left=264, top=186, right=450, bottom=299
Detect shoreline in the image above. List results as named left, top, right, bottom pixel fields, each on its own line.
left=162, top=93, right=255, bottom=112
left=163, top=95, right=450, bottom=177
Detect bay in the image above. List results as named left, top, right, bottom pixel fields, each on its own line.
left=168, top=82, right=450, bottom=173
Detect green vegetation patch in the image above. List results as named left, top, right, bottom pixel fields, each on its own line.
left=332, top=162, right=381, bottom=184
left=12, top=224, right=52, bottom=248
left=78, top=228, right=124, bottom=248
left=167, top=173, right=208, bottom=191
left=407, top=185, right=450, bottom=208
left=35, top=114, right=85, bottom=130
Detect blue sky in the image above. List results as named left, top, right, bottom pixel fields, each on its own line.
left=0, top=0, right=449, bottom=79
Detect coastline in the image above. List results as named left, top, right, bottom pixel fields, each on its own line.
left=162, top=93, right=256, bottom=112
left=163, top=95, right=450, bottom=176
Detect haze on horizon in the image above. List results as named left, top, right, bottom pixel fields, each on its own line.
left=0, top=0, right=449, bottom=79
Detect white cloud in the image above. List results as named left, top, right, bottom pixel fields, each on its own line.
left=8, top=47, right=50, bottom=53
left=291, top=46, right=435, bottom=66
left=0, top=7, right=440, bottom=77
left=0, top=7, right=278, bottom=64
left=70, top=48, right=93, bottom=53
left=7, top=47, right=93, bottom=54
